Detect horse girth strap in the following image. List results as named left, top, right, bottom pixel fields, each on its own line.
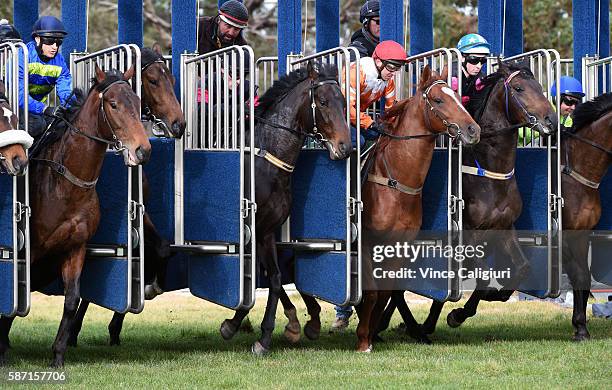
left=367, top=173, right=422, bottom=195
left=462, top=165, right=515, bottom=180
left=561, top=165, right=600, bottom=189
left=32, top=158, right=98, bottom=189
left=249, top=147, right=294, bottom=173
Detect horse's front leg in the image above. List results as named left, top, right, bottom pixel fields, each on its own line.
left=67, top=299, right=89, bottom=347
left=563, top=231, right=591, bottom=341
left=51, top=246, right=85, bottom=367
left=0, top=316, right=16, bottom=366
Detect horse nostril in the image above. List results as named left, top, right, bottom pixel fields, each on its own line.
left=136, top=146, right=151, bottom=163
left=338, top=142, right=348, bottom=156
left=172, top=120, right=185, bottom=136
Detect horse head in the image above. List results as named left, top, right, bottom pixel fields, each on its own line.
left=496, top=60, right=557, bottom=135
left=417, top=65, right=480, bottom=145
left=0, top=83, right=31, bottom=176
left=305, top=61, right=352, bottom=160
left=93, top=64, right=151, bottom=166
left=141, top=44, right=185, bottom=138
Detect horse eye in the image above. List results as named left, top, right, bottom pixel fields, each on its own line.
left=319, top=99, right=328, bottom=106
left=149, top=78, right=158, bottom=86
left=110, top=101, right=118, bottom=109
left=434, top=97, right=443, bottom=104
left=514, top=86, right=523, bottom=92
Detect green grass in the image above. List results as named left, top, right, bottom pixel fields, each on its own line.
left=2, top=292, right=611, bottom=389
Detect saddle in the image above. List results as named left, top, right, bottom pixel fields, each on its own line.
left=28, top=112, right=68, bottom=159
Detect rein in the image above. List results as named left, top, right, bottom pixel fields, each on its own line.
left=31, top=79, right=132, bottom=189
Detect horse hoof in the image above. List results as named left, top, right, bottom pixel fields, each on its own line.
left=0, top=355, right=7, bottom=367
left=283, top=325, right=301, bottom=344
left=240, top=317, right=254, bottom=334
left=304, top=322, right=320, bottom=341
left=446, top=310, right=463, bottom=328
left=220, top=320, right=238, bottom=341
left=109, top=337, right=121, bottom=346
left=572, top=332, right=591, bottom=342
left=421, top=321, right=436, bottom=335
left=251, top=341, right=270, bottom=356
left=357, top=344, right=373, bottom=353
left=50, top=357, right=64, bottom=368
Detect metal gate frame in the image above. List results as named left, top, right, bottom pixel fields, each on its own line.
left=0, top=41, right=31, bottom=317
left=486, top=49, right=563, bottom=298
left=70, top=45, right=145, bottom=314
left=176, top=45, right=256, bottom=311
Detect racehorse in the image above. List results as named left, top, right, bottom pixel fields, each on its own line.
left=354, top=65, right=481, bottom=352
left=0, top=83, right=30, bottom=176
left=383, top=61, right=558, bottom=338
left=0, top=65, right=151, bottom=367
left=558, top=93, right=612, bottom=341
left=217, top=61, right=352, bottom=355
left=67, top=45, right=186, bottom=347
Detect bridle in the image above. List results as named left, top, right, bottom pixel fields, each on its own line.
left=141, top=59, right=174, bottom=137
left=561, top=126, right=612, bottom=189
left=502, top=70, right=548, bottom=135
left=31, top=79, right=133, bottom=188
left=0, top=95, right=32, bottom=171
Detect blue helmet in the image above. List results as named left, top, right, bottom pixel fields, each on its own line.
left=360, top=0, right=380, bottom=24
left=32, top=16, right=67, bottom=38
left=457, top=33, right=491, bottom=55
left=551, top=76, right=585, bottom=98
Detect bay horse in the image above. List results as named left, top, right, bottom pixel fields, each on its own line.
left=0, top=65, right=151, bottom=367
left=559, top=93, right=612, bottom=341
left=391, top=61, right=558, bottom=337
left=0, top=83, right=31, bottom=176
left=218, top=61, right=351, bottom=355
left=68, top=45, right=186, bottom=347
left=354, top=65, right=481, bottom=352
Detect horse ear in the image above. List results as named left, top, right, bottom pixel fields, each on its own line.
left=152, top=43, right=163, bottom=55
left=123, top=65, right=135, bottom=81
left=307, top=60, right=319, bottom=80
left=419, top=65, right=432, bottom=90
left=94, top=64, right=106, bottom=83
left=440, top=65, right=449, bottom=81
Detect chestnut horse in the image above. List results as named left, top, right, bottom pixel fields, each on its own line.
left=0, top=65, right=151, bottom=367
left=558, top=93, right=612, bottom=341
left=355, top=66, right=481, bottom=352
left=68, top=45, right=186, bottom=347
left=0, top=83, right=30, bottom=175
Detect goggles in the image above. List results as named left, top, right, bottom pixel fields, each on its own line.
left=382, top=61, right=402, bottom=72
left=561, top=96, right=580, bottom=106
left=40, top=36, right=63, bottom=46
left=465, top=56, right=486, bottom=65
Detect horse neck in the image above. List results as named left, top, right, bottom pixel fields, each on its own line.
left=564, top=111, right=612, bottom=184
left=469, top=82, right=518, bottom=173
left=376, top=98, right=437, bottom=188
left=50, top=93, right=109, bottom=183
left=257, top=79, right=310, bottom=166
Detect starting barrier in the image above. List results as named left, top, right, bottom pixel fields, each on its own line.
left=0, top=41, right=31, bottom=318
left=486, top=50, right=563, bottom=298
left=170, top=46, right=256, bottom=310
left=582, top=55, right=612, bottom=286
left=42, top=45, right=146, bottom=314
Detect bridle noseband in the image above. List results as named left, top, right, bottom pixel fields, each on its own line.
left=422, top=80, right=462, bottom=140
left=141, top=59, right=174, bottom=137
left=503, top=70, right=547, bottom=134
left=308, top=78, right=341, bottom=145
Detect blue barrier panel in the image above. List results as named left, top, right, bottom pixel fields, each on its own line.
left=189, top=254, right=242, bottom=309
left=0, top=261, right=15, bottom=316
left=143, top=138, right=175, bottom=240
left=80, top=258, right=129, bottom=313
left=295, top=252, right=347, bottom=305
left=0, top=175, right=12, bottom=247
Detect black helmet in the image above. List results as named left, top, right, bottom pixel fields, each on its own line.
left=360, top=0, right=380, bottom=24
left=219, top=0, right=249, bottom=29
left=31, top=16, right=67, bottom=38
left=0, top=19, right=22, bottom=42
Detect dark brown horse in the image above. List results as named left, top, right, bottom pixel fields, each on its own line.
left=559, top=93, right=612, bottom=341
left=355, top=66, right=481, bottom=352
left=67, top=45, right=186, bottom=347
left=0, top=83, right=30, bottom=176
left=401, top=61, right=559, bottom=336
left=0, top=65, right=151, bottom=367
left=217, top=62, right=352, bottom=355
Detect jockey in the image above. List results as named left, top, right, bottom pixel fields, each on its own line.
left=350, top=0, right=380, bottom=58
left=197, top=0, right=249, bottom=55
left=18, top=16, right=72, bottom=138
left=453, top=33, right=490, bottom=106
left=345, top=40, right=406, bottom=148
left=0, top=19, right=22, bottom=42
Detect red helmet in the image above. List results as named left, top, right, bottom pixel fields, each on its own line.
left=373, top=40, right=407, bottom=65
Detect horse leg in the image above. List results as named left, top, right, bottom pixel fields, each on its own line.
left=220, top=309, right=250, bottom=341
left=143, top=213, right=170, bottom=299
left=497, top=229, right=530, bottom=293
left=391, top=291, right=431, bottom=344
left=0, top=316, right=15, bottom=366
left=252, top=233, right=281, bottom=356
left=355, top=291, right=377, bottom=352
left=108, top=312, right=126, bottom=346
left=421, top=300, right=445, bottom=335
left=51, top=246, right=85, bottom=367
left=447, top=287, right=485, bottom=328
left=563, top=232, right=591, bottom=341
left=368, top=291, right=391, bottom=346
left=67, top=299, right=89, bottom=347
left=375, top=292, right=397, bottom=336
left=278, top=287, right=300, bottom=343
left=300, top=292, right=321, bottom=341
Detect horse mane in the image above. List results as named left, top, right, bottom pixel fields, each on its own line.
left=64, top=69, right=125, bottom=122
left=255, top=63, right=338, bottom=118
left=466, top=61, right=535, bottom=122
left=572, top=93, right=612, bottom=132
left=382, top=98, right=411, bottom=124
left=142, top=47, right=164, bottom=68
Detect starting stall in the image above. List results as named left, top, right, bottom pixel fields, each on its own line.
left=0, top=41, right=31, bottom=318
left=582, top=55, right=612, bottom=286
